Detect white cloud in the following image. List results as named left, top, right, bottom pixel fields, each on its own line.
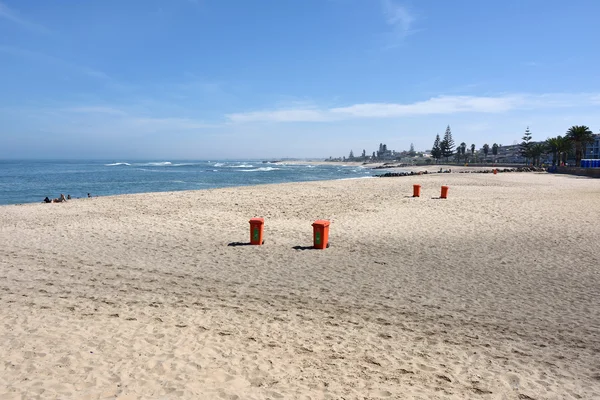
left=227, top=109, right=327, bottom=123
left=330, top=96, right=520, bottom=117
left=380, top=0, right=416, bottom=47
left=0, top=1, right=49, bottom=33
left=382, top=0, right=414, bottom=36
left=129, top=117, right=214, bottom=130
left=226, top=93, right=600, bottom=123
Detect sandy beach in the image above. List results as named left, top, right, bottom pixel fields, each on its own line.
left=1, top=172, right=599, bottom=399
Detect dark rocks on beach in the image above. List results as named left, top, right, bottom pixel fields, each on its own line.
left=376, top=167, right=546, bottom=178
left=376, top=171, right=428, bottom=178
left=456, top=167, right=546, bottom=174
left=372, top=163, right=409, bottom=170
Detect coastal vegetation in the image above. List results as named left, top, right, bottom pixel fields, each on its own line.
left=335, top=125, right=597, bottom=168
left=566, top=125, right=595, bottom=167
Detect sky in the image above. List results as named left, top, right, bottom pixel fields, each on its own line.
left=1, top=0, right=599, bottom=160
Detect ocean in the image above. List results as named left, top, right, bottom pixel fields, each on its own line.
left=0, top=160, right=375, bottom=205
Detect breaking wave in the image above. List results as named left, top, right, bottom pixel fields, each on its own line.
left=239, top=167, right=280, bottom=172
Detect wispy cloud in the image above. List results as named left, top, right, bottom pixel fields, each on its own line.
left=0, top=45, right=110, bottom=81
left=0, top=1, right=49, bottom=33
left=226, top=93, right=600, bottom=123
left=63, top=106, right=128, bottom=115
left=227, top=109, right=327, bottom=123
left=331, top=95, right=520, bottom=117
left=130, top=117, right=214, bottom=130
left=381, top=0, right=416, bottom=47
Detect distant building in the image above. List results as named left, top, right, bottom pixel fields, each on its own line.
left=584, top=134, right=600, bottom=159
left=489, top=144, right=527, bottom=163
left=376, top=143, right=397, bottom=160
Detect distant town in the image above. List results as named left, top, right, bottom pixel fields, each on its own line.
left=326, top=126, right=600, bottom=167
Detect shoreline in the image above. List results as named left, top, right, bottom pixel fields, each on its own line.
left=1, top=165, right=546, bottom=208
left=2, top=167, right=544, bottom=208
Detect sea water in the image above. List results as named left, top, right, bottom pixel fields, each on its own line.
left=0, top=160, right=375, bottom=205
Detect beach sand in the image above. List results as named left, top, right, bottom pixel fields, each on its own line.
left=1, top=172, right=599, bottom=399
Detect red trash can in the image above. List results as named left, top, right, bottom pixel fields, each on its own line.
left=249, top=218, right=264, bottom=245
left=413, top=184, right=421, bottom=197
left=312, top=220, right=330, bottom=249
left=440, top=186, right=449, bottom=199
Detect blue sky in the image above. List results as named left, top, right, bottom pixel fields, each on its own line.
left=1, top=0, right=599, bottom=159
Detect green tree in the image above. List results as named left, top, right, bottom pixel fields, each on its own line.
left=566, top=125, right=594, bottom=167
left=530, top=142, right=547, bottom=167
left=453, top=142, right=466, bottom=163
left=470, top=144, right=475, bottom=156
left=454, top=146, right=462, bottom=163
left=408, top=143, right=416, bottom=157
left=520, top=127, right=533, bottom=164
left=460, top=142, right=467, bottom=159
left=440, top=125, right=455, bottom=161
left=349, top=150, right=354, bottom=159
left=482, top=143, right=490, bottom=161
left=431, top=134, right=442, bottom=163
left=558, top=136, right=572, bottom=166
left=546, top=136, right=570, bottom=166
left=492, top=143, right=499, bottom=162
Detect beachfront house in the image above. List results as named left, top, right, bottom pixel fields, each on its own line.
left=584, top=134, right=600, bottom=159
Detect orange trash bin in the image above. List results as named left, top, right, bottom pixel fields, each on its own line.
left=413, top=184, right=421, bottom=197
left=249, top=218, right=264, bottom=245
left=440, top=186, right=449, bottom=199
left=312, top=220, right=330, bottom=249
left=493, top=169, right=497, bottom=175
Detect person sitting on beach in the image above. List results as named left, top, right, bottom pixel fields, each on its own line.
left=67, top=194, right=71, bottom=200
left=87, top=193, right=91, bottom=198
left=43, top=197, right=51, bottom=203
left=53, top=194, right=67, bottom=203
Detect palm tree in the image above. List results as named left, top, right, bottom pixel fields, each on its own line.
left=546, top=136, right=571, bottom=166
left=546, top=137, right=559, bottom=165
left=557, top=136, right=572, bottom=166
left=566, top=125, right=594, bottom=167
left=492, top=143, right=499, bottom=162
left=557, top=136, right=573, bottom=165
left=529, top=142, right=547, bottom=167
left=454, top=146, right=462, bottom=163
left=482, top=144, right=490, bottom=161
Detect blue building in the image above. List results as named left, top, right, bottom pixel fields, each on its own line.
left=584, top=134, right=600, bottom=159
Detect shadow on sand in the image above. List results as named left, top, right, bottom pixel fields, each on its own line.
left=292, top=243, right=330, bottom=250
left=228, top=241, right=265, bottom=246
